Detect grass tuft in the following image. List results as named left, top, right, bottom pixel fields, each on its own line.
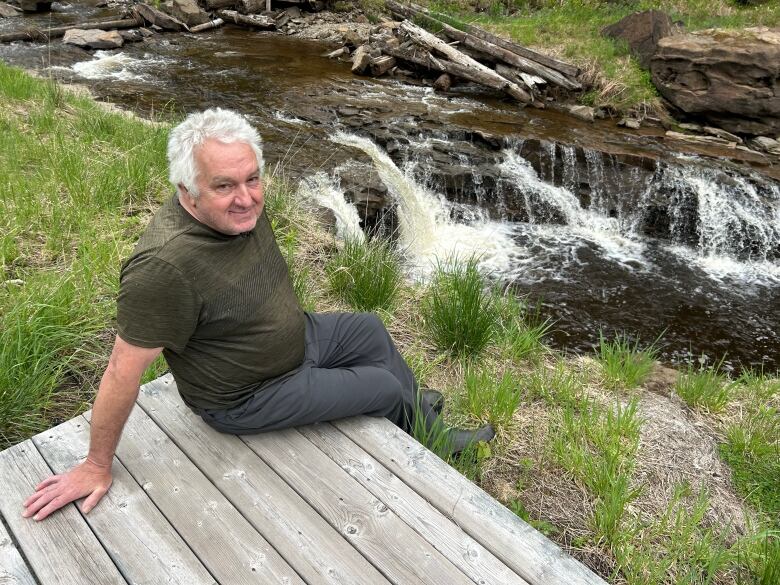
left=421, top=256, right=499, bottom=357
left=463, top=366, right=522, bottom=428
left=597, top=331, right=659, bottom=391
left=325, top=237, right=403, bottom=313
left=675, top=356, right=733, bottom=412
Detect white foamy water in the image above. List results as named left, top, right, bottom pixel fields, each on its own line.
left=331, top=132, right=517, bottom=278
left=71, top=51, right=171, bottom=81
left=498, top=149, right=648, bottom=269
left=297, top=172, right=365, bottom=242
left=273, top=111, right=306, bottom=125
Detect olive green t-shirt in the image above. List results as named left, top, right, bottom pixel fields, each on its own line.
left=117, top=195, right=305, bottom=411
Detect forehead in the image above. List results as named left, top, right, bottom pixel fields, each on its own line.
left=195, top=139, right=258, bottom=179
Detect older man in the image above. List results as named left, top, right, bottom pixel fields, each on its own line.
left=22, top=109, right=493, bottom=522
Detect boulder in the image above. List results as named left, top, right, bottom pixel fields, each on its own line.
left=602, top=10, right=674, bottom=69
left=568, top=105, right=595, bottom=122
left=63, top=28, right=124, bottom=49
left=133, top=3, right=186, bottom=31
left=167, top=0, right=209, bottom=27
left=0, top=2, right=20, bottom=17
left=650, top=28, right=780, bottom=136
left=19, top=0, right=51, bottom=12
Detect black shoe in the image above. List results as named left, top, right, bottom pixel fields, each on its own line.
left=445, top=424, right=495, bottom=456
left=420, top=389, right=444, bottom=415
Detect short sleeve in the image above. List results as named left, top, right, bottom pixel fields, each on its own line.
left=117, top=255, right=202, bottom=353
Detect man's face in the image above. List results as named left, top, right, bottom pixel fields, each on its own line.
left=181, top=138, right=263, bottom=235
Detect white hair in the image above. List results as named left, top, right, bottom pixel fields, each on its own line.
left=167, top=108, right=264, bottom=198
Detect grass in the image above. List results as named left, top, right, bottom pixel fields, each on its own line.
left=675, top=356, right=733, bottom=412
left=325, top=236, right=403, bottom=313
left=420, top=256, right=499, bottom=357
left=422, top=0, right=780, bottom=112
left=4, top=64, right=780, bottom=585
left=597, top=331, right=659, bottom=391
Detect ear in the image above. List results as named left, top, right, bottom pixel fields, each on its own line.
left=179, top=184, right=196, bottom=207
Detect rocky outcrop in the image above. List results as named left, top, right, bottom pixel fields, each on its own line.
left=650, top=28, right=780, bottom=136
left=62, top=28, right=124, bottom=49
left=133, top=3, right=186, bottom=31
left=602, top=10, right=674, bottom=69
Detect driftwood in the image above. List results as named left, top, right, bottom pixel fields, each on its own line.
left=370, top=55, right=396, bottom=76
left=351, top=44, right=371, bottom=74
left=387, top=1, right=578, bottom=78
left=496, top=63, right=545, bottom=93
left=387, top=1, right=579, bottom=91
left=201, top=0, right=236, bottom=9
left=398, top=20, right=531, bottom=103
left=189, top=18, right=224, bottom=33
left=217, top=9, right=275, bottom=29
left=0, top=16, right=141, bottom=43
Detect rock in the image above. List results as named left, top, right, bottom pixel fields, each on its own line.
left=702, top=126, right=742, bottom=144
left=369, top=55, right=395, bottom=77
left=19, top=0, right=51, bottom=11
left=284, top=6, right=300, bottom=19
left=139, top=27, right=155, bottom=37
left=433, top=73, right=451, bottom=92
left=748, top=136, right=780, bottom=154
left=569, top=105, right=595, bottom=122
left=602, top=10, right=675, bottom=69
left=119, top=29, right=145, bottom=42
left=618, top=117, right=642, bottom=129
left=168, top=0, right=209, bottom=27
left=0, top=2, right=19, bottom=17
left=665, top=130, right=737, bottom=148
left=133, top=3, right=186, bottom=31
left=351, top=45, right=370, bottom=75
left=63, top=28, right=124, bottom=49
left=651, top=28, right=780, bottom=136
left=324, top=46, right=349, bottom=59
left=678, top=122, right=703, bottom=132
left=356, top=14, right=368, bottom=24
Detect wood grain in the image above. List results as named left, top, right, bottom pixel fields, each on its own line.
left=0, top=514, right=37, bottom=585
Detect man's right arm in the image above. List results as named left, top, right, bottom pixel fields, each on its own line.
left=22, top=336, right=162, bottom=521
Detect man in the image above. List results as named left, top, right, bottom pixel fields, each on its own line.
left=22, top=108, right=493, bottom=522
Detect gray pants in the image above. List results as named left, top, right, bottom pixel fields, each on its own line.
left=199, top=312, right=418, bottom=434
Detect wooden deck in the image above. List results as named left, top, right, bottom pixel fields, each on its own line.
left=0, top=374, right=606, bottom=585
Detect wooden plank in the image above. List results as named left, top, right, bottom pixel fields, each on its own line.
left=0, top=516, right=37, bottom=585
left=241, top=427, right=474, bottom=585
left=136, top=375, right=390, bottom=585
left=32, top=416, right=217, bottom=585
left=0, top=441, right=126, bottom=585
left=334, top=417, right=608, bottom=585
left=300, top=422, right=529, bottom=585
left=84, top=406, right=303, bottom=585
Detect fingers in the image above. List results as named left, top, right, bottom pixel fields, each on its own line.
left=22, top=487, right=63, bottom=520
left=30, top=494, right=70, bottom=522
left=23, top=483, right=57, bottom=510
left=35, top=475, right=61, bottom=491
left=81, top=486, right=109, bottom=514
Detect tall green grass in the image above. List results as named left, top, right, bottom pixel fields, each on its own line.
left=421, top=256, right=499, bottom=357
left=597, top=332, right=660, bottom=391
left=325, top=237, right=403, bottom=313
left=463, top=366, right=522, bottom=428
left=675, top=356, right=733, bottom=412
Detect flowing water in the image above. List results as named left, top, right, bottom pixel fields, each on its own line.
left=2, top=7, right=778, bottom=371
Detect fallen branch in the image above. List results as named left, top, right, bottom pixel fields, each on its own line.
left=388, top=2, right=580, bottom=90
left=189, top=18, right=224, bottom=33
left=387, top=0, right=579, bottom=78
left=0, top=16, right=141, bottom=43
left=217, top=9, right=275, bottom=29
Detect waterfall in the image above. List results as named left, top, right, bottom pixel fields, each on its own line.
left=330, top=132, right=517, bottom=277
left=297, top=172, right=365, bottom=242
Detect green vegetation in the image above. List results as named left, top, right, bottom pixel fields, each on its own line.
left=421, top=256, right=499, bottom=357
left=597, top=332, right=659, bottom=391
left=675, top=356, right=733, bottom=412
left=419, top=0, right=780, bottom=111
left=325, top=237, right=403, bottom=313
left=3, top=65, right=779, bottom=584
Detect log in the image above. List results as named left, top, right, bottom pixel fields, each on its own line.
left=201, top=0, right=236, bottom=9
left=388, top=3, right=579, bottom=90
left=369, top=55, right=396, bottom=76
left=351, top=44, right=371, bottom=74
left=0, top=16, right=141, bottom=43
left=238, top=0, right=264, bottom=13
left=189, top=17, right=224, bottom=33
left=386, top=0, right=579, bottom=78
left=398, top=21, right=531, bottom=103
left=217, top=9, right=275, bottom=28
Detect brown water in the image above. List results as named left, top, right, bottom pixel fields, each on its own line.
left=2, top=8, right=778, bottom=373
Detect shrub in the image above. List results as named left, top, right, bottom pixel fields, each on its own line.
left=421, top=256, right=499, bottom=357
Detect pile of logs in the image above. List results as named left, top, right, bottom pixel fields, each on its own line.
left=347, top=1, right=581, bottom=107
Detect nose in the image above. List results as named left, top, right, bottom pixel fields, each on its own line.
left=234, top=183, right=253, bottom=207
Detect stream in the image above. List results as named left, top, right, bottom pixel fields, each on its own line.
left=2, top=5, right=779, bottom=372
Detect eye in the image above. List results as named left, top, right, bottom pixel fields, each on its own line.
left=247, top=176, right=260, bottom=187
left=215, top=183, right=233, bottom=193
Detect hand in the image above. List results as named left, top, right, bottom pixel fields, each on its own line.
left=22, top=459, right=113, bottom=521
